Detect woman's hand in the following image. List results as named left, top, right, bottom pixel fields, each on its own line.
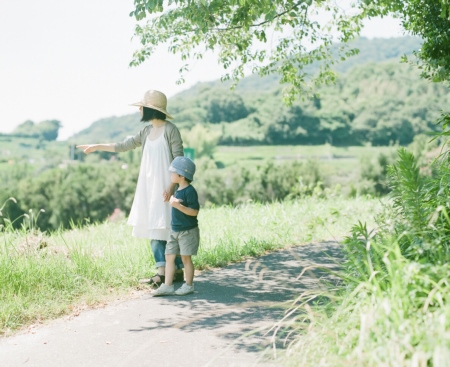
left=163, top=184, right=175, bottom=202
left=76, top=145, right=97, bottom=154
left=163, top=190, right=170, bottom=202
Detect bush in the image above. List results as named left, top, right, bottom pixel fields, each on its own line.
left=193, top=158, right=325, bottom=206
left=2, top=163, right=138, bottom=231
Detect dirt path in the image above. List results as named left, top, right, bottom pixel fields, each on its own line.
left=0, top=241, right=343, bottom=367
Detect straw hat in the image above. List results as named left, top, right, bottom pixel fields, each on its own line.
left=130, top=90, right=174, bottom=120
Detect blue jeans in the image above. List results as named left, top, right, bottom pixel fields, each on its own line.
left=150, top=239, right=183, bottom=269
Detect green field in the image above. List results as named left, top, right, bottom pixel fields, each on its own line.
left=0, top=139, right=397, bottom=188
left=215, top=144, right=396, bottom=165
left=214, top=144, right=397, bottom=191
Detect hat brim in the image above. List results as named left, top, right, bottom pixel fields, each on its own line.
left=168, top=166, right=194, bottom=181
left=130, top=101, right=174, bottom=120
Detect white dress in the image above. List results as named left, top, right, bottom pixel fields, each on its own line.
left=127, top=127, right=172, bottom=240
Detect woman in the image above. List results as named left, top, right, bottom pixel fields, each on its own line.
left=77, top=90, right=184, bottom=286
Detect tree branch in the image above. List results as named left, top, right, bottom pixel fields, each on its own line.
left=214, top=1, right=306, bottom=32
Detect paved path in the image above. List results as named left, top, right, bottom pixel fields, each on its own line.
left=0, top=241, right=342, bottom=367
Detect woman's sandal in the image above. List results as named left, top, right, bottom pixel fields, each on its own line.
left=139, top=274, right=165, bottom=287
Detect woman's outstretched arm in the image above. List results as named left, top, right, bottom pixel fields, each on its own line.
left=76, top=144, right=116, bottom=154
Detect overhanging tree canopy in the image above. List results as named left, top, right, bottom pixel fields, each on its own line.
left=129, top=0, right=450, bottom=101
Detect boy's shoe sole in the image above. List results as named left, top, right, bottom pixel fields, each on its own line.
left=151, top=284, right=174, bottom=297
left=174, top=284, right=195, bottom=296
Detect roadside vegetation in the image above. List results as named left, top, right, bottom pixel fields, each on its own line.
left=273, top=133, right=450, bottom=365
left=0, top=196, right=381, bottom=336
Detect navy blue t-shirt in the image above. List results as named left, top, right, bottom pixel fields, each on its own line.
left=171, top=185, right=199, bottom=232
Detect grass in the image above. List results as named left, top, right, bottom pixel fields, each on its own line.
left=275, top=239, right=450, bottom=366
left=0, top=196, right=382, bottom=336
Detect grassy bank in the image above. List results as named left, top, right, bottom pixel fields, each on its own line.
left=0, top=196, right=381, bottom=335
left=275, top=148, right=450, bottom=366
left=277, top=236, right=450, bottom=367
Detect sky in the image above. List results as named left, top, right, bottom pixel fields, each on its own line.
left=0, top=0, right=405, bottom=140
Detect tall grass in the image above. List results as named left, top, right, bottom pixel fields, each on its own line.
left=276, top=148, right=450, bottom=366
left=0, top=196, right=381, bottom=335
left=276, top=238, right=450, bottom=366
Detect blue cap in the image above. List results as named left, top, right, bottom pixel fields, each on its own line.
left=169, top=156, right=196, bottom=181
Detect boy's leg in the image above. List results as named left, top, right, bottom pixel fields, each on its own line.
left=181, top=255, right=194, bottom=286
left=164, top=254, right=177, bottom=286
left=178, top=227, right=200, bottom=287
left=163, top=231, right=180, bottom=286
left=151, top=236, right=178, bottom=296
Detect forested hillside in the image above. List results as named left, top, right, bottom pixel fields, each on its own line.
left=70, top=36, right=450, bottom=146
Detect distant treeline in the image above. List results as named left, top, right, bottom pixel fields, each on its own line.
left=68, top=37, right=450, bottom=147
left=70, top=61, right=449, bottom=147
left=170, top=62, right=448, bottom=146
left=3, top=120, right=62, bottom=141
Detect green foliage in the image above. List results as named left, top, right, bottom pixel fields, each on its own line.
left=205, top=90, right=251, bottom=123
left=358, top=149, right=398, bottom=196
left=284, top=234, right=450, bottom=365
left=1, top=157, right=328, bottom=231
left=1, top=142, right=398, bottom=231
left=2, top=163, right=138, bottom=231
left=12, top=120, right=62, bottom=141
left=181, top=123, right=220, bottom=159
left=345, top=145, right=450, bottom=278
left=128, top=0, right=449, bottom=104
left=0, top=197, right=24, bottom=231
left=388, top=148, right=428, bottom=236
left=12, top=120, right=35, bottom=137
left=72, top=37, right=449, bottom=147
left=365, top=0, right=450, bottom=83
left=0, top=197, right=381, bottom=335
left=194, top=158, right=325, bottom=206
left=303, top=146, right=450, bottom=365
left=37, top=120, right=62, bottom=141
left=130, top=0, right=365, bottom=101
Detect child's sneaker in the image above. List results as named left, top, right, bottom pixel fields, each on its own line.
left=151, top=284, right=174, bottom=297
left=175, top=283, right=195, bottom=296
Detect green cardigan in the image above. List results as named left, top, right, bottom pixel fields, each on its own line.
left=114, top=121, right=184, bottom=161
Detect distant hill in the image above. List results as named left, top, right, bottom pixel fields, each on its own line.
left=170, top=36, right=423, bottom=97
left=67, top=36, right=448, bottom=147
left=68, top=113, right=141, bottom=144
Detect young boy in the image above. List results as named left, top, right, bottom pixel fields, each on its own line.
left=152, top=156, right=200, bottom=296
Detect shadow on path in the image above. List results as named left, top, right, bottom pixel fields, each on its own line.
left=0, top=241, right=344, bottom=367
left=131, top=241, right=343, bottom=357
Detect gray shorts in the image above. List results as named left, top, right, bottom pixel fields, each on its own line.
left=165, top=227, right=200, bottom=256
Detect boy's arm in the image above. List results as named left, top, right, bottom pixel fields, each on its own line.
left=169, top=196, right=199, bottom=216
